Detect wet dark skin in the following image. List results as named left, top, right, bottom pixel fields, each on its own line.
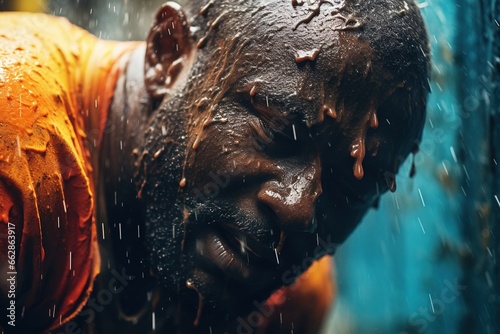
left=98, top=0, right=429, bottom=332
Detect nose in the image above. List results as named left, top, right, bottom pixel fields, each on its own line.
left=257, top=164, right=322, bottom=233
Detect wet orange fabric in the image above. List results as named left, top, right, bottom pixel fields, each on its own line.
left=0, top=13, right=139, bottom=332
left=256, top=256, right=336, bottom=333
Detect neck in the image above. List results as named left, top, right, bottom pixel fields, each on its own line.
left=81, top=38, right=141, bottom=176
left=97, top=45, right=160, bottom=328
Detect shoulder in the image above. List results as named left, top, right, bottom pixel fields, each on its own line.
left=0, top=12, right=99, bottom=333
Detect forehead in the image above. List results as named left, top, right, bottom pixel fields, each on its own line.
left=201, top=1, right=399, bottom=125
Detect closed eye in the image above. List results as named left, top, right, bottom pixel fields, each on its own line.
left=249, top=118, right=298, bottom=156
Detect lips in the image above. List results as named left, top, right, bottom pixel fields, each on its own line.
left=195, top=226, right=278, bottom=289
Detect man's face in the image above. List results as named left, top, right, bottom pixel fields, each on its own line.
left=141, top=1, right=418, bottom=321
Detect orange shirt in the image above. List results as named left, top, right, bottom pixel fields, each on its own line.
left=0, top=13, right=139, bottom=332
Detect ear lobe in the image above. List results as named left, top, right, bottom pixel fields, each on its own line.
left=145, top=2, right=192, bottom=99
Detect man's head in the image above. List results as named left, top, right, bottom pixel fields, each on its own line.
left=114, top=0, right=429, bottom=324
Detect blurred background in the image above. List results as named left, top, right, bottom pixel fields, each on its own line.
left=1, top=0, right=498, bottom=333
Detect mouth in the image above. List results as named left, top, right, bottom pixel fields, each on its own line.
left=195, top=225, right=279, bottom=290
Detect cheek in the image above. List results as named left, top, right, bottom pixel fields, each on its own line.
left=186, top=119, right=256, bottom=180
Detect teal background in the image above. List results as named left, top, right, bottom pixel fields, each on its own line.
left=326, top=0, right=499, bottom=333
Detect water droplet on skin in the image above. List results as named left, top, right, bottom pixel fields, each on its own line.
left=363, top=61, right=372, bottom=78
left=166, top=58, right=184, bottom=84
left=179, top=178, right=187, bottom=188
left=180, top=206, right=190, bottom=254
left=154, top=62, right=163, bottom=73
left=295, top=48, right=320, bottom=63
left=369, top=111, right=379, bottom=128
left=293, top=0, right=346, bottom=30
left=153, top=148, right=162, bottom=159
left=192, top=133, right=202, bottom=150
left=196, top=97, right=210, bottom=110
left=332, top=13, right=362, bottom=31
left=322, top=104, right=337, bottom=120
left=185, top=279, right=204, bottom=326
left=249, top=85, right=257, bottom=97
left=197, top=12, right=227, bottom=48
left=349, top=107, right=381, bottom=179
left=350, top=138, right=365, bottom=180
left=200, top=1, right=214, bottom=16
left=202, top=118, right=212, bottom=127
left=293, top=4, right=321, bottom=30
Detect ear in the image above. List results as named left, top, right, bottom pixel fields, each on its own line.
left=145, top=2, right=193, bottom=99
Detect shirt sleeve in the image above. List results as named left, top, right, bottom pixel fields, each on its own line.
left=0, top=129, right=98, bottom=333
left=0, top=13, right=99, bottom=332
